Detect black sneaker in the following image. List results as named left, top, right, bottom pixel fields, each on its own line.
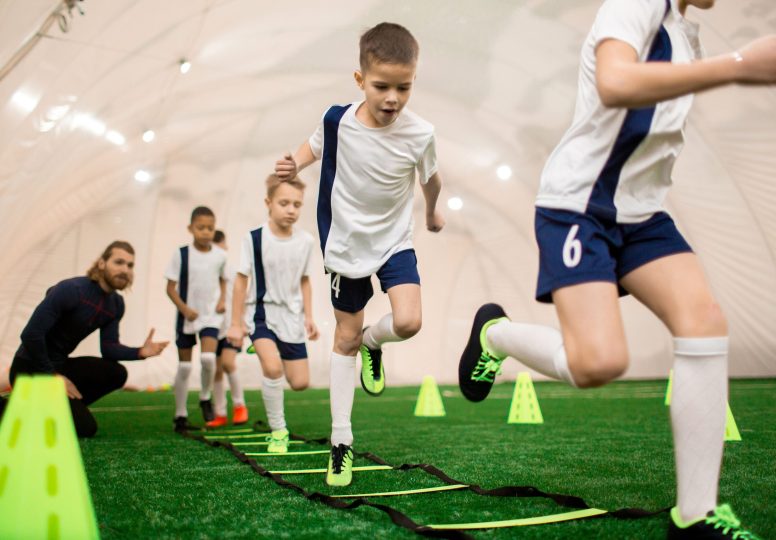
left=199, top=398, right=215, bottom=422
left=173, top=416, right=201, bottom=433
left=667, top=505, right=761, bottom=539
left=359, top=328, right=385, bottom=396
left=458, top=303, right=509, bottom=402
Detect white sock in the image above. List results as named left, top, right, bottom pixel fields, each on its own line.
left=213, top=379, right=227, bottom=417
left=330, top=352, right=356, bottom=446
left=228, top=371, right=245, bottom=407
left=173, top=362, right=193, bottom=418
left=199, top=352, right=216, bottom=400
left=262, top=376, right=286, bottom=431
left=671, top=336, right=728, bottom=522
left=363, top=314, right=403, bottom=349
left=486, top=321, right=576, bottom=386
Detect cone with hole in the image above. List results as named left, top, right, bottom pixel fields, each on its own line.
left=507, top=372, right=544, bottom=424
left=724, top=402, right=742, bottom=442
left=0, top=375, right=99, bottom=539
left=414, top=375, right=445, bottom=417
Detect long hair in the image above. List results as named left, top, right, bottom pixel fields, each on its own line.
left=86, top=240, right=135, bottom=285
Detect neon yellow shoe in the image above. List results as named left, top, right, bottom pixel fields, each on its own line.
left=667, top=504, right=762, bottom=539
left=458, top=303, right=509, bottom=402
left=266, top=428, right=289, bottom=453
left=326, top=444, right=353, bottom=487
left=359, top=335, right=385, bottom=396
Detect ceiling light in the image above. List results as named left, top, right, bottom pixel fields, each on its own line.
left=10, top=90, right=39, bottom=113
left=179, top=59, right=191, bottom=74
left=105, top=130, right=126, bottom=145
left=447, top=197, right=463, bottom=211
left=142, top=129, right=155, bottom=143
left=134, top=170, right=151, bottom=183
left=496, top=165, right=512, bottom=181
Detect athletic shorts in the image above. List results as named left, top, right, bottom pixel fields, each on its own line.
left=176, top=327, right=220, bottom=349
left=249, top=325, right=307, bottom=361
left=534, top=207, right=692, bottom=303
left=330, top=248, right=421, bottom=313
left=216, top=337, right=241, bottom=356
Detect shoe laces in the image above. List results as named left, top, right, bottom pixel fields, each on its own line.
left=330, top=444, right=351, bottom=474
left=365, top=349, right=381, bottom=379
left=266, top=430, right=288, bottom=444
left=471, top=352, right=503, bottom=382
left=706, top=504, right=760, bottom=539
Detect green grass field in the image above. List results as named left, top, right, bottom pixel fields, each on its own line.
left=80, top=379, right=776, bottom=539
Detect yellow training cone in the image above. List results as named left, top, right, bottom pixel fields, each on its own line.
left=724, top=402, right=742, bottom=442
left=0, top=375, right=100, bottom=539
left=664, top=369, right=673, bottom=406
left=414, top=376, right=445, bottom=417
left=507, top=372, right=544, bottom=424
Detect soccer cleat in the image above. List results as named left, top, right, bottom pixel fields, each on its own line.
left=173, top=416, right=201, bottom=433
left=205, top=415, right=228, bottom=428
left=326, top=444, right=354, bottom=487
left=199, top=398, right=215, bottom=422
left=359, top=329, right=385, bottom=396
left=232, top=404, right=249, bottom=425
left=458, top=303, right=509, bottom=402
left=266, top=428, right=289, bottom=453
left=667, top=505, right=762, bottom=539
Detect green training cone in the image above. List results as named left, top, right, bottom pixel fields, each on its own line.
left=664, top=369, right=673, bottom=406
left=0, top=375, right=100, bottom=539
left=507, top=372, right=544, bottom=424
left=724, top=402, right=742, bottom=442
left=247, top=343, right=255, bottom=354
left=414, top=375, right=445, bottom=417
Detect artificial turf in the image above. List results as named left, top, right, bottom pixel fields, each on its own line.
left=79, top=379, right=776, bottom=539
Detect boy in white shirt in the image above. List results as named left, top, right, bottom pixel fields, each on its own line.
left=206, top=230, right=248, bottom=428
left=227, top=175, right=319, bottom=453
left=275, top=22, right=445, bottom=486
left=165, top=206, right=226, bottom=432
left=457, top=1, right=776, bottom=537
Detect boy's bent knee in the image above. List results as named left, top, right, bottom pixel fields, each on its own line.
left=393, top=317, right=421, bottom=339
left=569, top=353, right=627, bottom=388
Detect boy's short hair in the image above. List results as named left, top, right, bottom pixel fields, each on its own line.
left=213, top=230, right=225, bottom=244
left=190, top=206, right=215, bottom=223
left=359, top=22, right=419, bottom=72
left=266, top=174, right=306, bottom=199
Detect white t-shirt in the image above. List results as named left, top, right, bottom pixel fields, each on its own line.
left=237, top=225, right=314, bottom=343
left=308, top=101, right=437, bottom=278
left=218, top=261, right=237, bottom=340
left=537, top=0, right=703, bottom=224
left=164, top=244, right=227, bottom=334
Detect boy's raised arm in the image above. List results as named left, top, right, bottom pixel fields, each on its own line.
left=275, top=141, right=317, bottom=179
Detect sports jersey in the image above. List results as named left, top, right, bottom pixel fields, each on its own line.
left=237, top=225, right=314, bottom=343
left=537, top=0, right=704, bottom=224
left=164, top=244, right=226, bottom=334
left=309, top=101, right=437, bottom=278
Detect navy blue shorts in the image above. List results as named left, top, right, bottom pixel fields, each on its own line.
left=176, top=327, right=220, bottom=349
left=534, top=208, right=692, bottom=303
left=250, top=324, right=307, bottom=361
left=216, top=337, right=241, bottom=356
left=330, top=249, right=421, bottom=313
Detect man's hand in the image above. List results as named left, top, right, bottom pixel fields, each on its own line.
left=226, top=325, right=245, bottom=348
left=139, top=328, right=169, bottom=359
left=275, top=152, right=298, bottom=179
left=57, top=374, right=82, bottom=400
left=426, top=209, right=445, bottom=233
left=183, top=306, right=199, bottom=321
left=305, top=319, right=320, bottom=341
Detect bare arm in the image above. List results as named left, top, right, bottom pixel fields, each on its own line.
left=421, top=172, right=445, bottom=233
left=596, top=35, right=776, bottom=109
left=166, top=280, right=196, bottom=320
left=275, top=141, right=317, bottom=179
left=216, top=276, right=226, bottom=313
left=300, top=275, right=319, bottom=340
left=227, top=273, right=249, bottom=346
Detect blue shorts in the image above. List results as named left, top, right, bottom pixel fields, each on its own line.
left=250, top=325, right=307, bottom=361
left=176, top=327, right=220, bottom=349
left=330, top=249, right=421, bottom=313
left=216, top=337, right=241, bottom=356
left=534, top=208, right=692, bottom=303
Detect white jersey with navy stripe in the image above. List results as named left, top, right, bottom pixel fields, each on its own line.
left=309, top=101, right=437, bottom=279
left=536, top=0, right=703, bottom=224
left=237, top=225, right=314, bottom=343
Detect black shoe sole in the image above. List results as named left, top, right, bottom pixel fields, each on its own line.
left=458, top=303, right=507, bottom=402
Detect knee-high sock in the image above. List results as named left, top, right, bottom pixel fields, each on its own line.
left=199, top=352, right=216, bottom=400
left=363, top=314, right=404, bottom=349
left=671, top=337, right=728, bottom=522
left=486, top=321, right=576, bottom=386
left=228, top=371, right=245, bottom=407
left=174, top=362, right=193, bottom=418
left=262, top=376, right=285, bottom=431
left=213, top=378, right=227, bottom=417
left=330, top=352, right=356, bottom=446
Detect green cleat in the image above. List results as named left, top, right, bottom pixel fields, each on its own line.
left=458, top=303, right=509, bottom=402
left=359, top=333, right=385, bottom=396
left=266, top=428, right=289, bottom=453
left=326, top=444, right=354, bottom=487
left=667, top=504, right=762, bottom=539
